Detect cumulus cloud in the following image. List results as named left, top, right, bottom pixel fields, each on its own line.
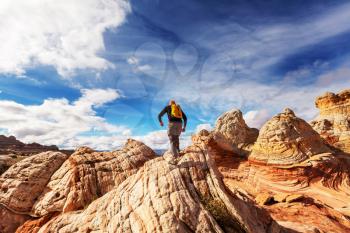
left=0, top=0, right=130, bottom=76
left=243, top=109, right=271, bottom=129
left=63, top=129, right=192, bottom=151
left=135, top=130, right=191, bottom=151
left=0, top=88, right=130, bottom=147
left=135, top=130, right=169, bottom=150
left=63, top=135, right=129, bottom=151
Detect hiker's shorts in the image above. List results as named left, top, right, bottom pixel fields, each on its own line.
left=167, top=122, right=182, bottom=136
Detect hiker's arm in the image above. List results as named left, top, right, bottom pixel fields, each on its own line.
left=158, top=107, right=167, bottom=126
left=182, top=110, right=187, bottom=128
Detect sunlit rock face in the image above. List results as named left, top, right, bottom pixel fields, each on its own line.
left=31, top=139, right=156, bottom=216
left=250, top=108, right=331, bottom=165
left=0, top=140, right=156, bottom=233
left=0, top=151, right=68, bottom=232
left=213, top=109, right=258, bottom=155
left=0, top=151, right=69, bottom=213
left=311, top=89, right=350, bottom=153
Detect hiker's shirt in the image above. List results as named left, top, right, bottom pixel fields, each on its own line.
left=158, top=105, right=187, bottom=134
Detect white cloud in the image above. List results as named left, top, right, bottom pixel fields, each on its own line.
left=62, top=135, right=128, bottom=151
left=0, top=0, right=131, bottom=76
left=127, top=56, right=139, bottom=65
left=0, top=88, right=130, bottom=147
left=62, top=129, right=192, bottom=151
left=127, top=56, right=152, bottom=73
left=135, top=130, right=169, bottom=150
left=195, top=123, right=212, bottom=133
left=137, top=64, right=152, bottom=72
left=135, top=130, right=191, bottom=150
left=243, top=109, right=271, bottom=129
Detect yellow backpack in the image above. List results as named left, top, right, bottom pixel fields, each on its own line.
left=171, top=104, right=182, bottom=119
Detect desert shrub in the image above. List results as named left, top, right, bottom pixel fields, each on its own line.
left=200, top=195, right=247, bottom=233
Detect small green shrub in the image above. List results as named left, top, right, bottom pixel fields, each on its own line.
left=201, top=195, right=247, bottom=233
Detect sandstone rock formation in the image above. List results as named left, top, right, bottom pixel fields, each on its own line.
left=30, top=136, right=276, bottom=233
left=250, top=108, right=331, bottom=165
left=214, top=109, right=258, bottom=155
left=0, top=140, right=156, bottom=233
left=209, top=130, right=350, bottom=232
left=32, top=139, right=156, bottom=216
left=0, top=151, right=69, bottom=213
left=183, top=127, right=350, bottom=232
left=311, top=89, right=350, bottom=153
left=1, top=89, right=350, bottom=233
left=0, top=151, right=68, bottom=232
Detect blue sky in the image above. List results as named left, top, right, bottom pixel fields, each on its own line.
left=0, top=0, right=350, bottom=149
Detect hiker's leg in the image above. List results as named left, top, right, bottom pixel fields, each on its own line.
left=169, top=135, right=179, bottom=157
left=175, top=135, right=180, bottom=152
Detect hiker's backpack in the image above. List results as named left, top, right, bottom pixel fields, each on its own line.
left=171, top=104, right=182, bottom=119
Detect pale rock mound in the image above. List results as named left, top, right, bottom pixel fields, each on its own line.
left=250, top=108, right=331, bottom=165
left=32, top=139, right=156, bottom=216
left=0, top=151, right=68, bottom=213
left=214, top=109, right=258, bottom=155
left=311, top=89, right=350, bottom=153
left=0, top=139, right=156, bottom=233
left=0, top=151, right=68, bottom=232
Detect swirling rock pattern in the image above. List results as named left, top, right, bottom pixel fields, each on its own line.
left=31, top=139, right=156, bottom=216
left=210, top=135, right=350, bottom=232
left=311, top=89, right=350, bottom=153
left=250, top=108, right=331, bottom=165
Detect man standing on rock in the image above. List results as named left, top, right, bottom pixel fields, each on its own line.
left=158, top=100, right=187, bottom=162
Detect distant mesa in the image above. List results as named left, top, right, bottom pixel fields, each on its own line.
left=0, top=135, right=72, bottom=175
left=0, top=135, right=59, bottom=154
